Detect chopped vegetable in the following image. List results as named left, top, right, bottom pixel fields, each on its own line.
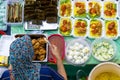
left=92, top=41, right=115, bottom=61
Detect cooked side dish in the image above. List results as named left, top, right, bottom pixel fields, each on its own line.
left=74, top=2, right=86, bottom=17
left=104, top=2, right=117, bottom=18
left=105, top=20, right=118, bottom=38
left=7, top=2, right=22, bottom=22
left=67, top=41, right=90, bottom=64
left=92, top=41, right=114, bottom=61
left=88, top=2, right=101, bottom=18
left=32, top=37, right=46, bottom=61
left=95, top=72, right=120, bottom=80
left=59, top=0, right=71, bottom=17
left=90, top=20, right=102, bottom=38
left=74, top=19, right=87, bottom=37
left=59, top=18, right=72, bottom=36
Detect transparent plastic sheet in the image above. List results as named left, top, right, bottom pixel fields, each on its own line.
left=0, top=0, right=7, bottom=31
left=6, top=0, right=24, bottom=24
left=91, top=38, right=116, bottom=62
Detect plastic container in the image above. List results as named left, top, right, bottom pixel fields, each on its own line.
left=66, top=38, right=91, bottom=66
left=72, top=18, right=88, bottom=38
left=92, top=38, right=116, bottom=62
left=88, top=62, right=120, bottom=80
left=6, top=0, right=24, bottom=24
left=118, top=1, right=120, bottom=18
left=72, top=0, right=87, bottom=18
left=24, top=21, right=58, bottom=31
left=104, top=20, right=119, bottom=40
left=15, top=34, right=48, bottom=62
left=0, top=56, right=8, bottom=67
left=48, top=34, right=65, bottom=63
left=88, top=19, right=104, bottom=39
left=58, top=0, right=72, bottom=17
left=58, top=17, right=73, bottom=36
left=88, top=0, right=103, bottom=18
left=0, top=1, right=7, bottom=31
left=103, top=0, right=118, bottom=19
left=0, top=35, right=15, bottom=56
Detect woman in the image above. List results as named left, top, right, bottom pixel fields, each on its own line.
left=0, top=35, right=67, bottom=80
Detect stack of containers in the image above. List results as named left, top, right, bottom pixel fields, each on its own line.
left=103, top=0, right=119, bottom=40
left=58, top=0, right=73, bottom=36
left=72, top=0, right=88, bottom=38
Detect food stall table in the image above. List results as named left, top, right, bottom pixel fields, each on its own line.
left=11, top=25, right=120, bottom=64
left=8, top=25, right=120, bottom=79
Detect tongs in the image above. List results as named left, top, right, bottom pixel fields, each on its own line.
left=44, top=37, right=52, bottom=47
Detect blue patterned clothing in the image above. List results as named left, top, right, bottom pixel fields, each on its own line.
left=9, top=35, right=40, bottom=80
left=0, top=65, right=64, bottom=80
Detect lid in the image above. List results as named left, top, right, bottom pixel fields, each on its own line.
left=48, top=34, right=65, bottom=63
left=0, top=30, right=6, bottom=35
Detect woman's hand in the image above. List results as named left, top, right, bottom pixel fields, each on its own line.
left=50, top=44, right=68, bottom=80
left=50, top=45, right=61, bottom=60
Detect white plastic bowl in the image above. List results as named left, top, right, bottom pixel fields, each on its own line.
left=88, top=62, right=120, bottom=80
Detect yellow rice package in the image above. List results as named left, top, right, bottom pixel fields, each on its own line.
left=0, top=56, right=8, bottom=66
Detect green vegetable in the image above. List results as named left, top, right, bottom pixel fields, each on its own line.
left=75, top=13, right=87, bottom=18
left=60, top=0, right=70, bottom=4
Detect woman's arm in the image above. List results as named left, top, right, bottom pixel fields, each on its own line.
left=8, top=64, right=14, bottom=80
left=50, top=45, right=67, bottom=80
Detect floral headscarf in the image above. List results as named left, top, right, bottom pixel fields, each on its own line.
left=9, top=35, right=40, bottom=80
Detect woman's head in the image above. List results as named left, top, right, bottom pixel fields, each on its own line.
left=9, top=35, right=40, bottom=80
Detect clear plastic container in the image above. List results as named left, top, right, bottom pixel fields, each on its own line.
left=6, top=0, right=24, bottom=24
left=0, top=1, right=7, bottom=31
left=58, top=17, right=73, bottom=36
left=65, top=38, right=91, bottom=66
left=58, top=0, right=72, bottom=17
left=72, top=18, right=88, bottom=38
left=104, top=20, right=119, bottom=40
left=72, top=0, right=88, bottom=18
left=88, top=0, right=103, bottom=18
left=88, top=19, right=104, bottom=39
left=103, top=0, right=118, bottom=19
left=91, top=38, right=116, bottom=62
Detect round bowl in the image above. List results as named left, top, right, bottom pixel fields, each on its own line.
left=92, top=38, right=116, bottom=62
left=88, top=62, right=120, bottom=80
left=65, top=38, right=91, bottom=66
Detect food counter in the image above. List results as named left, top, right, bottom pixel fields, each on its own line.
left=10, top=25, right=120, bottom=64
left=9, top=25, right=120, bottom=79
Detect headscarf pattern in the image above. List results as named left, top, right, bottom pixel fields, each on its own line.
left=9, top=35, right=40, bottom=80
